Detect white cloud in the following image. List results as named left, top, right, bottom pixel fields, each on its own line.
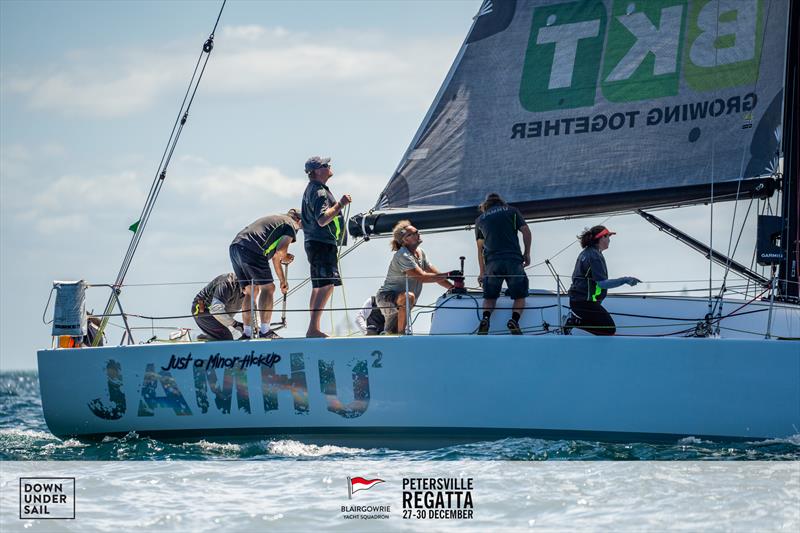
left=3, top=25, right=457, bottom=118
left=22, top=67, right=177, bottom=118
left=33, top=213, right=89, bottom=236
left=32, top=171, right=144, bottom=211
left=18, top=157, right=384, bottom=238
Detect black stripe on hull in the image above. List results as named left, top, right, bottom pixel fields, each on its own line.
left=59, top=426, right=763, bottom=449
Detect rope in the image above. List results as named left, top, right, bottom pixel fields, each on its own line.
left=336, top=204, right=352, bottom=336
left=93, top=0, right=227, bottom=346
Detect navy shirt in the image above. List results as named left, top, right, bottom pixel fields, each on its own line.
left=302, top=181, right=343, bottom=245
left=195, top=273, right=244, bottom=312
left=568, top=246, right=609, bottom=302
left=474, top=205, right=525, bottom=262
left=231, top=215, right=297, bottom=258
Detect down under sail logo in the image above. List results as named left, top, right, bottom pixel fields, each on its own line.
left=347, top=476, right=385, bottom=498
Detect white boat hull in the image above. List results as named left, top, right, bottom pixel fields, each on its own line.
left=37, top=334, right=800, bottom=446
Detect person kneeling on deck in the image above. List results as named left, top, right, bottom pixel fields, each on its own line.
left=567, top=226, right=640, bottom=336
left=192, top=273, right=245, bottom=341
left=475, top=193, right=532, bottom=335
left=376, top=220, right=454, bottom=334
left=229, top=209, right=302, bottom=340
left=354, top=296, right=385, bottom=335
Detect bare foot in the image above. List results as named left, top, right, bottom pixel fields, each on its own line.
left=306, top=330, right=329, bottom=338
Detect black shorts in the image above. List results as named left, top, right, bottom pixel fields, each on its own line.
left=229, top=243, right=273, bottom=288
left=305, top=241, right=342, bottom=288
left=569, top=299, right=616, bottom=336
left=482, top=258, right=529, bottom=300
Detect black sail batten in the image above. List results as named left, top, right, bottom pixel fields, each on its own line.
left=351, top=177, right=777, bottom=237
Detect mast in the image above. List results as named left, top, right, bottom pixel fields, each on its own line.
left=779, top=0, right=799, bottom=302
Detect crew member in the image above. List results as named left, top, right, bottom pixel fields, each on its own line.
left=192, top=273, right=245, bottom=341
left=354, top=296, right=385, bottom=335
left=475, top=193, right=532, bottom=335
left=229, top=209, right=301, bottom=339
left=567, top=226, right=640, bottom=335
left=375, top=220, right=454, bottom=335
left=302, top=156, right=351, bottom=338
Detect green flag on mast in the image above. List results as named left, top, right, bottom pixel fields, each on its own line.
left=128, top=220, right=140, bottom=233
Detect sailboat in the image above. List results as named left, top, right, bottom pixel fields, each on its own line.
left=37, top=0, right=799, bottom=445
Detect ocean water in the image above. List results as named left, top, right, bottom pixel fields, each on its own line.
left=2, top=371, right=799, bottom=461
left=2, top=371, right=799, bottom=532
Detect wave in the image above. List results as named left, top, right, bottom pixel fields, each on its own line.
left=265, top=439, right=365, bottom=457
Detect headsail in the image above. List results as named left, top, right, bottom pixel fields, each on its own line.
left=351, top=0, right=788, bottom=236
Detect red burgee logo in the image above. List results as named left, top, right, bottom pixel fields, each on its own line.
left=347, top=476, right=385, bottom=499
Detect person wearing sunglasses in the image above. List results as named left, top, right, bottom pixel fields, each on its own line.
left=567, top=226, right=640, bottom=336
left=375, top=220, right=455, bottom=334
left=302, top=156, right=351, bottom=338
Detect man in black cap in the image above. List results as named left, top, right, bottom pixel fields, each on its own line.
left=301, top=156, right=351, bottom=338
left=229, top=209, right=302, bottom=339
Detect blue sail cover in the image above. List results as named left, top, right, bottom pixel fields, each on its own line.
left=376, top=0, right=788, bottom=211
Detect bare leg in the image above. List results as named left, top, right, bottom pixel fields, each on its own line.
left=241, top=285, right=254, bottom=331
left=395, top=292, right=416, bottom=335
left=483, top=298, right=497, bottom=314
left=258, top=283, right=275, bottom=327
left=512, top=298, right=525, bottom=316
left=307, top=285, right=334, bottom=337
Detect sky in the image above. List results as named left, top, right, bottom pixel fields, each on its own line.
left=0, top=0, right=780, bottom=370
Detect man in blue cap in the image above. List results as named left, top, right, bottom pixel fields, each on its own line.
left=301, top=156, right=351, bottom=337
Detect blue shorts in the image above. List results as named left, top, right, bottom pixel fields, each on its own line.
left=482, top=259, right=529, bottom=300
left=229, top=244, right=273, bottom=288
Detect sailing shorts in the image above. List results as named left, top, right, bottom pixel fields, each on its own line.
left=482, top=259, right=529, bottom=300
left=305, top=240, right=342, bottom=288
left=229, top=243, right=273, bottom=288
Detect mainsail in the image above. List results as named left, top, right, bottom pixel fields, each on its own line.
left=350, top=0, right=789, bottom=237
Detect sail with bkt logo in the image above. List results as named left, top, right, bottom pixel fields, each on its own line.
left=357, top=0, right=787, bottom=233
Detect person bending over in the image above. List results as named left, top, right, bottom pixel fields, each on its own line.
left=229, top=209, right=301, bottom=339
left=192, top=273, right=245, bottom=341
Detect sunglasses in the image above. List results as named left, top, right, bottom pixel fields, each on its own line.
left=403, top=228, right=420, bottom=237
left=319, top=163, right=330, bottom=169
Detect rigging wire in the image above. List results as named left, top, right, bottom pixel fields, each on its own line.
left=93, top=0, right=227, bottom=346
left=713, top=0, right=776, bottom=317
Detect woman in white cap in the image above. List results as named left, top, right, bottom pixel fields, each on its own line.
left=567, top=225, right=640, bottom=336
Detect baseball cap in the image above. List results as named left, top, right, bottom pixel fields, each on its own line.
left=304, top=156, right=331, bottom=173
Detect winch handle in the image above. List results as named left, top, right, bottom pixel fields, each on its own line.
left=270, top=260, right=290, bottom=329
left=280, top=260, right=289, bottom=325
